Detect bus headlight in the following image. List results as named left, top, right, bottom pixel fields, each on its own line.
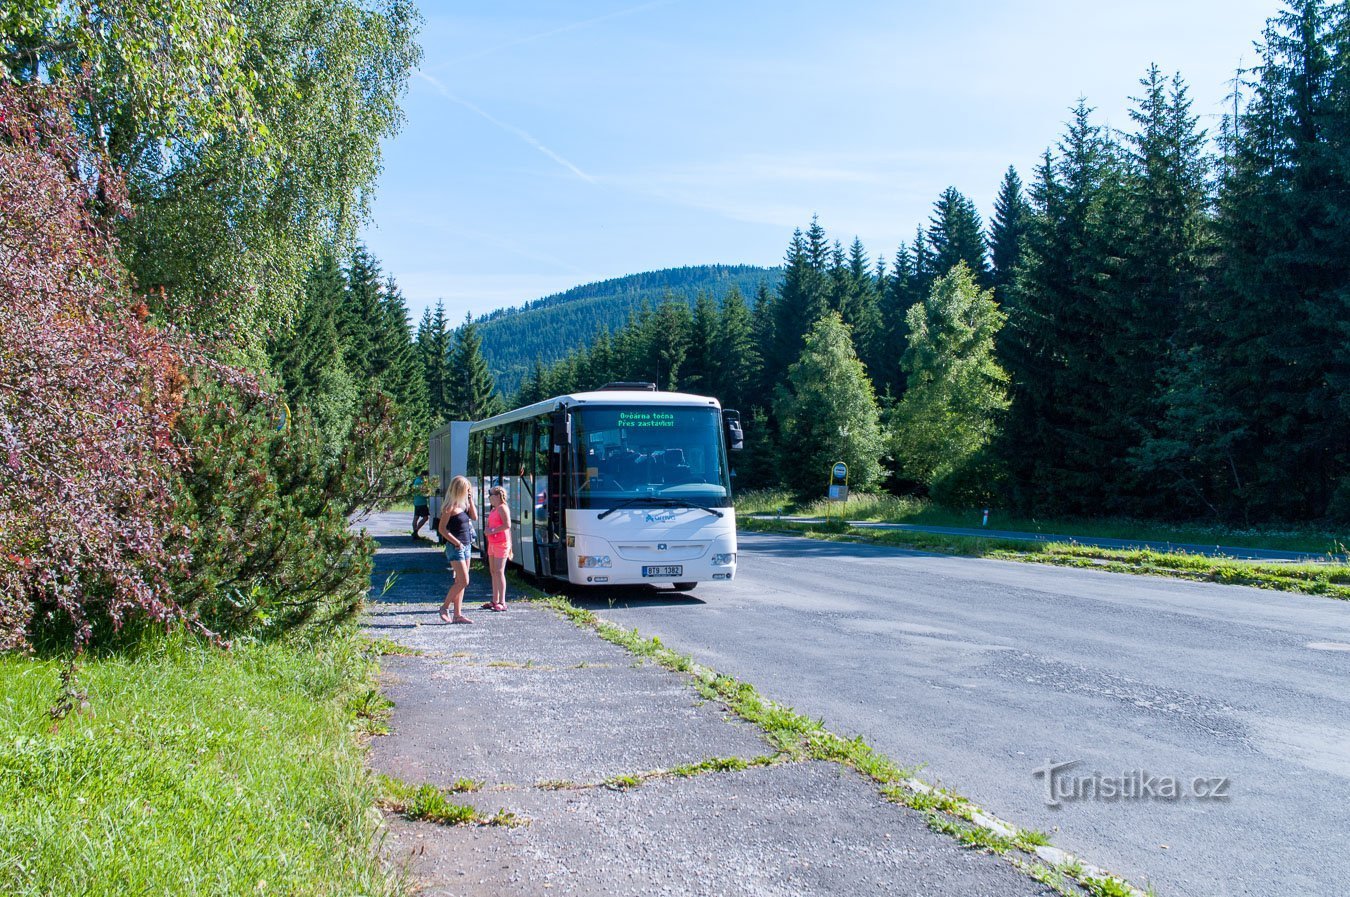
left=577, top=555, right=612, bottom=568
left=711, top=552, right=736, bottom=566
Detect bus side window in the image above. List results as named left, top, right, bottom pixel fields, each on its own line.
left=468, top=431, right=483, bottom=487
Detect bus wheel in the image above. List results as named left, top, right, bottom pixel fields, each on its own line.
left=672, top=582, right=697, bottom=592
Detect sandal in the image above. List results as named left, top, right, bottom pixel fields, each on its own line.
left=480, top=602, right=496, bottom=610
left=451, top=615, right=474, bottom=624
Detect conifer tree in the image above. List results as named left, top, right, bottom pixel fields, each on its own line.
left=842, top=237, right=883, bottom=371
left=582, top=328, right=617, bottom=390
left=681, top=292, right=720, bottom=395
left=764, top=218, right=832, bottom=388
left=1111, top=66, right=1213, bottom=513
left=271, top=253, right=357, bottom=458
left=714, top=285, right=762, bottom=414
left=989, top=166, right=1031, bottom=302
left=873, top=241, right=921, bottom=397
left=1000, top=102, right=1130, bottom=514
left=515, top=359, right=548, bottom=406
left=447, top=314, right=503, bottom=421
left=928, top=187, right=991, bottom=286
left=774, top=312, right=884, bottom=496
left=417, top=300, right=452, bottom=424
left=376, top=276, right=430, bottom=430
left=341, top=246, right=383, bottom=382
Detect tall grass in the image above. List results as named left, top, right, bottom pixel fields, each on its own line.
left=0, top=630, right=396, bottom=896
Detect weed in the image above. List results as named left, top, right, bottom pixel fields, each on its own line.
left=347, top=687, right=394, bottom=735
left=536, top=779, right=577, bottom=790
left=404, top=783, right=477, bottom=825
left=362, top=636, right=422, bottom=656
left=448, top=778, right=484, bottom=793
left=669, top=756, right=750, bottom=777
left=1014, top=827, right=1052, bottom=851
left=604, top=773, right=643, bottom=790
left=1083, top=875, right=1137, bottom=897
left=925, top=812, right=1016, bottom=854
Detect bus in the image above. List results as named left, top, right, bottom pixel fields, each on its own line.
left=428, top=383, right=744, bottom=590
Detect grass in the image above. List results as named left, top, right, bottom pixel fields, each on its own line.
left=0, top=628, right=397, bottom=897
left=376, top=775, right=515, bottom=826
left=734, top=488, right=1348, bottom=556
left=739, top=517, right=1350, bottom=600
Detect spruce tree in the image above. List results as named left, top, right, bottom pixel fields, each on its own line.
left=774, top=312, right=885, bottom=496
left=874, top=241, right=921, bottom=398
left=764, top=218, right=832, bottom=388
left=928, top=187, right=991, bottom=285
left=341, top=246, right=383, bottom=382
left=989, top=166, right=1031, bottom=302
left=714, top=285, right=762, bottom=414
left=376, top=276, right=430, bottom=431
left=842, top=237, right=883, bottom=373
left=447, top=314, right=503, bottom=421
left=1000, top=102, right=1130, bottom=514
left=270, top=252, right=357, bottom=459
left=1114, top=67, right=1213, bottom=514
left=681, top=292, right=720, bottom=395
left=417, top=301, right=452, bottom=424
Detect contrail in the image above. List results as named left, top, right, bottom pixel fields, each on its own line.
left=427, top=0, right=678, bottom=70
left=415, top=71, right=596, bottom=185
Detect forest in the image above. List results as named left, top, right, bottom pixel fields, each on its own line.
left=515, top=2, right=1350, bottom=527
left=476, top=265, right=781, bottom=394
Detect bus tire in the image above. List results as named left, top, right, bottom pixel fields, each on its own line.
left=672, top=582, right=697, bottom=592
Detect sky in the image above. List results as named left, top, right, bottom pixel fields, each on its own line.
left=358, top=0, right=1285, bottom=324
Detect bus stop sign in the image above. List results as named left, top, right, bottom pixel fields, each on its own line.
left=828, top=461, right=848, bottom=501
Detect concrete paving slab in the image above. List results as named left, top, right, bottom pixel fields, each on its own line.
left=370, top=644, right=774, bottom=786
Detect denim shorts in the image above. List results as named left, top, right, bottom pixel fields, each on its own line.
left=444, top=542, right=472, bottom=563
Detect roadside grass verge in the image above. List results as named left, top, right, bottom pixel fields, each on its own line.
left=0, top=629, right=397, bottom=897
left=739, top=517, right=1350, bottom=600
left=522, top=585, right=1148, bottom=897
left=734, top=488, right=1347, bottom=556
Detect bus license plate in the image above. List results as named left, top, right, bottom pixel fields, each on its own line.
left=642, top=565, right=683, bottom=578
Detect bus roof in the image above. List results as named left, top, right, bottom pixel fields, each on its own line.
left=431, top=390, right=723, bottom=437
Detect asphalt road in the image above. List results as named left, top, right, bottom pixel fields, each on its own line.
left=571, top=531, right=1350, bottom=897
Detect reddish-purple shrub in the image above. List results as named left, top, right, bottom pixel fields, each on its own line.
left=0, top=79, right=189, bottom=651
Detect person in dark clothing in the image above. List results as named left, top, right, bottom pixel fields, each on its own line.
left=412, top=471, right=431, bottom=539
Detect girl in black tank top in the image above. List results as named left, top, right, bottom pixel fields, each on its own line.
left=438, top=475, right=478, bottom=624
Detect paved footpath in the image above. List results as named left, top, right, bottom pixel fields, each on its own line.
left=359, top=514, right=1056, bottom=897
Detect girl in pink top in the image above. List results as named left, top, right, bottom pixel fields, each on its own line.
left=483, top=485, right=512, bottom=611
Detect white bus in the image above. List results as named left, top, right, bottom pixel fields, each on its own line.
left=428, top=383, right=744, bottom=590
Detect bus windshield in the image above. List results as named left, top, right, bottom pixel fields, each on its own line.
left=570, top=406, right=731, bottom=509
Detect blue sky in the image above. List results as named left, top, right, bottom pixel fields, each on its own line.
left=360, top=0, right=1283, bottom=324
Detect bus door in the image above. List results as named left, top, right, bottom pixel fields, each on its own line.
left=535, top=408, right=569, bottom=578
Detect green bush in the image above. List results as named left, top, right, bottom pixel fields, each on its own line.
left=168, top=383, right=418, bottom=641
